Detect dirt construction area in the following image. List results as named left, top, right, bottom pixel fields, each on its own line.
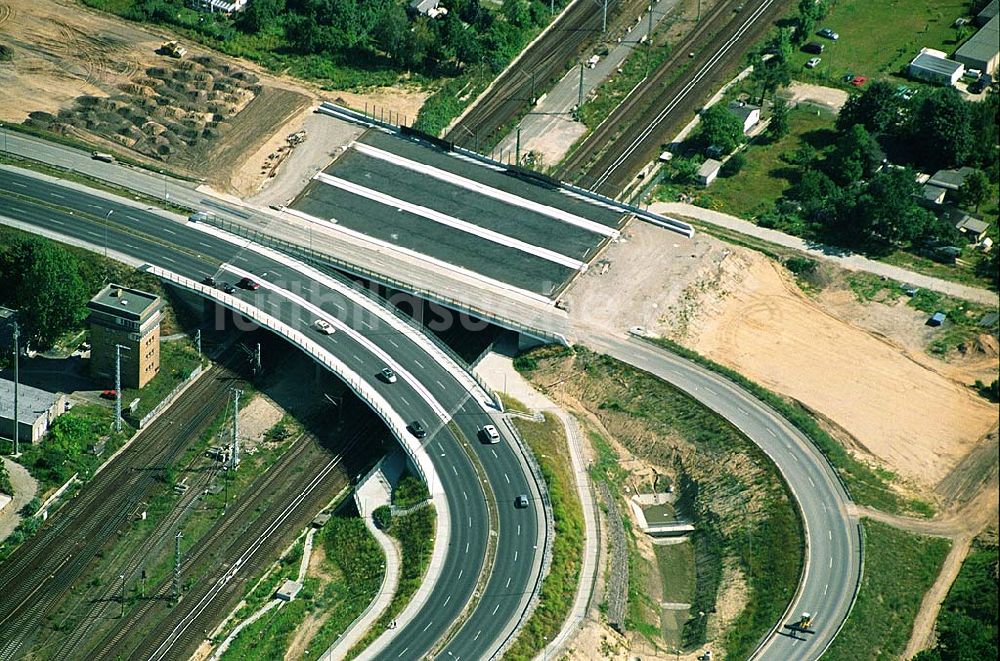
left=0, top=0, right=426, bottom=196
left=565, top=221, right=999, bottom=499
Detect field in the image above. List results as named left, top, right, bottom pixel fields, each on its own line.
left=655, top=106, right=838, bottom=219
left=825, top=519, right=951, bottom=660
left=789, top=0, right=970, bottom=86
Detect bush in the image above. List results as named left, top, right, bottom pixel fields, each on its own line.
left=721, top=152, right=746, bottom=177
left=393, top=475, right=429, bottom=508
left=784, top=256, right=818, bottom=276
left=0, top=43, right=13, bottom=62
left=372, top=505, right=391, bottom=530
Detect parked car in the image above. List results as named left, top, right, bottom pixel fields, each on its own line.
left=479, top=424, right=501, bottom=444
left=851, top=76, right=868, bottom=87
left=514, top=494, right=530, bottom=508
left=969, top=73, right=992, bottom=94
left=314, top=319, right=335, bottom=335
left=805, top=57, right=822, bottom=69
left=964, top=68, right=982, bottom=80
left=802, top=42, right=824, bottom=54
left=408, top=421, right=428, bottom=439
left=238, top=277, right=260, bottom=291
left=100, top=389, right=118, bottom=400
left=817, top=27, right=839, bottom=40
left=380, top=367, right=397, bottom=383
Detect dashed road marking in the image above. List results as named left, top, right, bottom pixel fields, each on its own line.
left=514, top=550, right=519, bottom=563
left=388, top=338, right=399, bottom=348
left=506, top=576, right=512, bottom=588
left=452, top=465, right=458, bottom=476
left=767, top=428, right=777, bottom=437
left=49, top=192, right=64, bottom=199
left=504, top=473, right=510, bottom=484
left=397, top=648, right=409, bottom=658
left=414, top=359, right=425, bottom=369
left=423, top=621, right=433, bottom=632
left=492, top=603, right=501, bottom=615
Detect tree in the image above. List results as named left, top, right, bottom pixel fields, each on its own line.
left=911, top=87, right=973, bottom=169
left=236, top=0, right=285, bottom=33
left=749, top=28, right=792, bottom=103
left=824, top=124, right=883, bottom=185
left=836, top=80, right=904, bottom=135
left=693, top=104, right=745, bottom=155
left=766, top=97, right=790, bottom=141
left=502, top=0, right=531, bottom=28
left=11, top=237, right=87, bottom=349
left=788, top=167, right=838, bottom=218
left=959, top=169, right=989, bottom=211
left=852, top=168, right=933, bottom=251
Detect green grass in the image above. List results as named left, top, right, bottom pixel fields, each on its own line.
left=504, top=405, right=585, bottom=660
left=655, top=541, right=695, bottom=605
left=826, top=519, right=951, bottom=660
left=660, top=108, right=838, bottom=219
left=790, top=0, right=970, bottom=86
left=648, top=336, right=935, bottom=517
left=125, top=339, right=203, bottom=422
left=578, top=40, right=674, bottom=131
left=392, top=474, right=430, bottom=509
left=344, top=505, right=436, bottom=659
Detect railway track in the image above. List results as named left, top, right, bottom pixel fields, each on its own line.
left=88, top=408, right=381, bottom=661
left=0, top=358, right=243, bottom=661
left=446, top=0, right=640, bottom=148
left=557, top=0, right=792, bottom=195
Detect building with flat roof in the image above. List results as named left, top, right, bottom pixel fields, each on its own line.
left=727, top=101, right=761, bottom=134
left=955, top=15, right=999, bottom=75
left=697, top=159, right=722, bottom=186
left=0, top=378, right=66, bottom=444
left=975, top=0, right=998, bottom=26
left=87, top=284, right=162, bottom=389
left=908, top=48, right=965, bottom=85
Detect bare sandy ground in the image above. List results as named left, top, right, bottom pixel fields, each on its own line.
left=566, top=223, right=998, bottom=492
left=781, top=81, right=850, bottom=111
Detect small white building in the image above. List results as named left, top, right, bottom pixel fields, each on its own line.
left=908, top=48, right=965, bottom=86
left=0, top=379, right=67, bottom=445
left=697, top=159, right=722, bottom=187
left=728, top=101, right=761, bottom=134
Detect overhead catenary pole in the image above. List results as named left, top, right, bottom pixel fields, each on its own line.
left=12, top=320, right=19, bottom=456
left=230, top=388, right=243, bottom=470
left=173, top=531, right=183, bottom=601
left=578, top=63, right=585, bottom=108
left=603, top=0, right=608, bottom=33
left=104, top=210, right=114, bottom=260
left=114, top=344, right=129, bottom=433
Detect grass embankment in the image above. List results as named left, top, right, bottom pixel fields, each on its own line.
left=518, top=346, right=803, bottom=657
left=789, top=0, right=968, bottom=86
left=826, top=519, right=951, bottom=660
left=221, top=513, right=385, bottom=660
left=845, top=272, right=997, bottom=355
left=649, top=336, right=935, bottom=517
left=344, top=505, right=436, bottom=659
left=578, top=41, right=674, bottom=131
left=916, top=538, right=998, bottom=660
left=502, top=399, right=585, bottom=660
left=125, top=339, right=203, bottom=422
left=392, top=474, right=430, bottom=509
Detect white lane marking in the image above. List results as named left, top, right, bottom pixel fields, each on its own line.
left=737, top=407, right=748, bottom=415
left=125, top=215, right=140, bottom=222
left=458, top=569, right=464, bottom=580
left=828, top=530, right=832, bottom=540
left=808, top=477, right=815, bottom=487
left=463, top=490, right=468, bottom=501
left=506, top=576, right=512, bottom=589
left=162, top=256, right=178, bottom=265
left=824, top=584, right=829, bottom=595
left=468, top=516, right=472, bottom=528
left=162, top=227, right=176, bottom=235
left=767, top=428, right=777, bottom=437
left=397, top=648, right=409, bottom=658
left=822, top=503, right=829, bottom=512
left=504, top=473, right=510, bottom=484
left=49, top=192, right=64, bottom=199
left=465, top=542, right=470, bottom=553
left=9, top=182, right=27, bottom=188
left=452, top=465, right=459, bottom=476
left=414, top=359, right=425, bottom=369
left=514, top=550, right=519, bottom=563
left=790, top=452, right=799, bottom=462
left=435, top=380, right=446, bottom=390
left=314, top=172, right=587, bottom=269
left=491, top=449, right=498, bottom=458
left=352, top=354, right=363, bottom=363
left=443, top=594, right=451, bottom=606
left=199, top=241, right=213, bottom=249
left=388, top=338, right=399, bottom=348
left=702, top=386, right=716, bottom=395
left=829, top=557, right=833, bottom=568
left=423, top=621, right=433, bottom=632
left=492, top=603, right=501, bottom=615
left=473, top=630, right=481, bottom=641
left=517, top=524, right=521, bottom=536
left=400, top=396, right=411, bottom=407
left=50, top=219, right=65, bottom=226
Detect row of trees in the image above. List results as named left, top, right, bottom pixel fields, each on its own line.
left=122, top=0, right=563, bottom=75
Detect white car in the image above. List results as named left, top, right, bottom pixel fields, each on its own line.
left=480, top=424, right=501, bottom=444
left=314, top=319, right=335, bottom=335
left=805, top=57, right=822, bottom=69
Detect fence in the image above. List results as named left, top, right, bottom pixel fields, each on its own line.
left=135, top=364, right=203, bottom=429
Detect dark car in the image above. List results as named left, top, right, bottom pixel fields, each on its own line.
left=817, top=27, right=839, bottom=40
left=202, top=275, right=216, bottom=286
left=514, top=494, right=530, bottom=509
left=220, top=282, right=236, bottom=294
left=802, top=42, right=824, bottom=55
left=969, top=74, right=992, bottom=94
left=238, top=277, right=260, bottom=291
left=409, top=421, right=427, bottom=439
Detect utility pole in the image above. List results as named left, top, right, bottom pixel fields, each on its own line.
left=646, top=3, right=655, bottom=77
left=230, top=388, right=242, bottom=470
left=140, top=568, right=146, bottom=599
left=11, top=320, right=19, bottom=456
left=114, top=344, right=128, bottom=433
left=515, top=127, right=521, bottom=165
left=603, top=0, right=608, bottom=33
left=697, top=0, right=702, bottom=22
left=173, top=531, right=183, bottom=602
left=120, top=573, right=126, bottom=617
left=578, top=63, right=585, bottom=108
left=194, top=329, right=201, bottom=358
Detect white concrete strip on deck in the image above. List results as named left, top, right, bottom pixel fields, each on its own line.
left=313, top=173, right=587, bottom=270
left=351, top=142, right=620, bottom=239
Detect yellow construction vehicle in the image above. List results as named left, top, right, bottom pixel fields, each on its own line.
left=159, top=41, right=187, bottom=58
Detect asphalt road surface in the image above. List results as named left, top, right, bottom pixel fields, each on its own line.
left=0, top=168, right=545, bottom=660
left=583, top=332, right=861, bottom=660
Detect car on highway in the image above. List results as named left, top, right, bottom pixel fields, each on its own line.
left=817, top=27, right=839, bottom=40
left=202, top=275, right=216, bottom=286
left=314, top=319, right=335, bottom=335
left=380, top=367, right=397, bottom=383
left=238, top=277, right=260, bottom=290
left=479, top=424, right=501, bottom=444
left=219, top=282, right=236, bottom=294
left=408, top=421, right=428, bottom=439
left=805, top=57, right=822, bottom=69
left=514, top=494, right=530, bottom=508
left=91, top=151, right=115, bottom=163
left=100, top=389, right=117, bottom=399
